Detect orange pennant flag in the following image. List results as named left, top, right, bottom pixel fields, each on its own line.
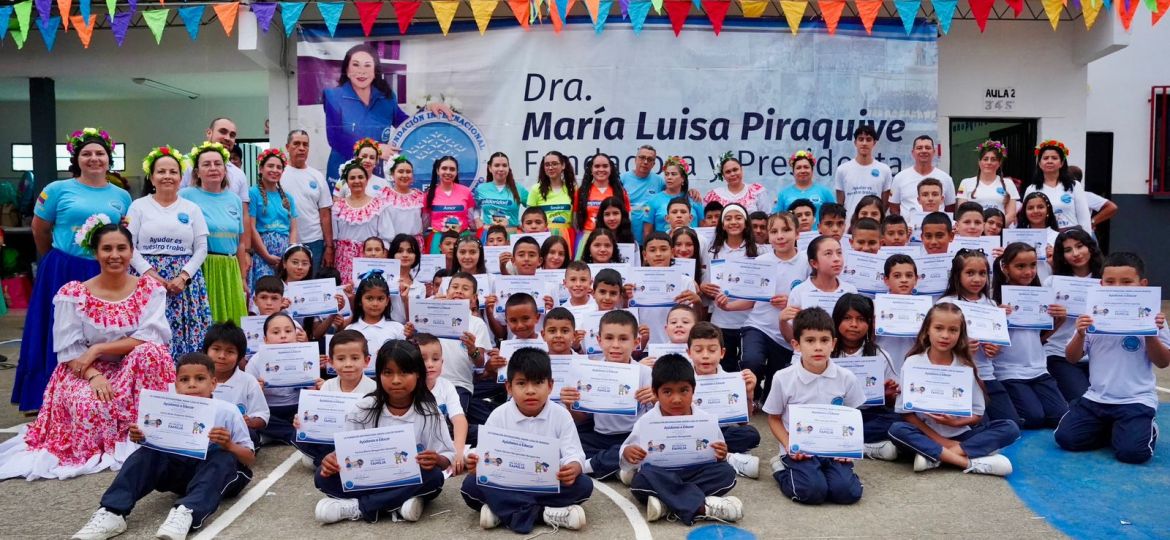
left=508, top=0, right=531, bottom=28
left=780, top=0, right=806, bottom=33
left=855, top=0, right=881, bottom=33
left=57, top=0, right=72, bottom=30
left=547, top=0, right=564, bottom=31
left=70, top=14, right=96, bottom=47
left=819, top=0, right=846, bottom=33
left=584, top=0, right=600, bottom=21
left=739, top=0, right=768, bottom=17
left=214, top=2, right=240, bottom=35
left=1117, top=0, right=1137, bottom=29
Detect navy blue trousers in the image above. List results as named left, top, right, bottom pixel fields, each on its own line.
left=862, top=406, right=902, bottom=443
left=1046, top=355, right=1091, bottom=403
left=460, top=473, right=593, bottom=533
left=293, top=441, right=334, bottom=466
left=315, top=466, right=445, bottom=522
left=772, top=456, right=861, bottom=505
left=1054, top=398, right=1158, bottom=464
left=630, top=462, right=737, bottom=525
left=721, top=424, right=761, bottom=454
left=1002, top=374, right=1068, bottom=429
left=888, top=419, right=1020, bottom=463
left=983, top=379, right=1022, bottom=426
left=577, top=427, right=627, bottom=480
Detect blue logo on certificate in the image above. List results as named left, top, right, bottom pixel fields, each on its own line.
left=344, top=481, right=354, bottom=489
left=389, top=111, right=487, bottom=192
left=831, top=396, right=844, bottom=406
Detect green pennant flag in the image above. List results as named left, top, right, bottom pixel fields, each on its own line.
left=14, top=0, right=33, bottom=41
left=105, top=0, right=115, bottom=15
left=650, top=0, right=663, bottom=12
left=143, top=8, right=168, bottom=43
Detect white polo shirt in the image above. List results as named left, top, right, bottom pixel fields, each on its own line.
left=1082, top=327, right=1170, bottom=410
left=211, top=368, right=270, bottom=424
left=431, top=376, right=466, bottom=420
left=990, top=328, right=1048, bottom=381
left=486, top=399, right=585, bottom=467
left=896, top=353, right=983, bottom=439
left=321, top=375, right=377, bottom=395
left=937, top=295, right=1000, bottom=381
left=703, top=241, right=754, bottom=328
left=346, top=318, right=406, bottom=359
left=762, top=359, right=865, bottom=453
left=439, top=315, right=495, bottom=393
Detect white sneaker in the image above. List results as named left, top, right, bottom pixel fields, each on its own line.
left=726, top=453, right=760, bottom=479
left=72, top=508, right=126, bottom=540
left=864, top=441, right=899, bottom=461
left=479, top=505, right=500, bottom=529
left=703, top=496, right=743, bottom=522
left=155, top=505, right=193, bottom=540
left=965, top=454, right=1013, bottom=477
left=646, top=496, right=666, bottom=522
left=770, top=454, right=787, bottom=474
left=913, top=454, right=941, bottom=473
left=399, top=496, right=424, bottom=522
left=315, top=498, right=361, bottom=524
left=542, top=505, right=586, bottom=530
left=300, top=452, right=316, bottom=471
left=618, top=467, right=636, bottom=486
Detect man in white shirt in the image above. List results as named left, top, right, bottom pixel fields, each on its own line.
left=889, top=135, right=955, bottom=215
left=834, top=125, right=892, bottom=222
left=180, top=117, right=252, bottom=253
left=281, top=130, right=335, bottom=273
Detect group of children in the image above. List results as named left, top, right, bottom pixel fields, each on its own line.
left=71, top=169, right=1167, bottom=539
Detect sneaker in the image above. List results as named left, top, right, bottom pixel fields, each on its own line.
left=645, top=496, right=666, bottom=522
left=542, top=505, right=586, bottom=530
left=864, top=441, right=899, bottom=461
left=618, top=467, right=636, bottom=486
left=72, top=508, right=127, bottom=540
left=769, top=454, right=787, bottom=474
left=155, top=505, right=193, bottom=540
left=913, top=454, right=941, bottom=473
left=399, top=496, right=424, bottom=522
left=300, top=452, right=317, bottom=470
left=726, top=453, right=760, bottom=479
left=315, top=498, right=361, bottom=524
left=479, top=505, right=500, bottom=529
left=703, top=496, right=744, bottom=522
left=965, top=454, right=1013, bottom=477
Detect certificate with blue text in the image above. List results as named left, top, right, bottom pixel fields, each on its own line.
left=494, top=276, right=547, bottom=315
left=628, top=267, right=689, bottom=307
left=717, top=259, right=775, bottom=302
left=475, top=427, right=561, bottom=493
left=639, top=414, right=724, bottom=468
left=954, top=302, right=1011, bottom=346
left=842, top=250, right=888, bottom=295
left=900, top=363, right=974, bottom=417
left=296, top=391, right=362, bottom=444
left=254, top=342, right=319, bottom=388
left=285, top=278, right=339, bottom=318
left=568, top=360, right=641, bottom=416
left=1002, top=285, right=1055, bottom=330
left=787, top=404, right=864, bottom=459
left=874, top=294, right=933, bottom=337
left=1049, top=275, right=1099, bottom=317
left=1002, top=228, right=1049, bottom=261
left=351, top=258, right=401, bottom=292
left=1086, top=286, right=1161, bottom=336
left=240, top=315, right=266, bottom=356
left=411, top=299, right=471, bottom=339
left=334, top=425, right=422, bottom=492
left=549, top=354, right=584, bottom=402
left=834, top=356, right=887, bottom=406
left=137, top=390, right=218, bottom=460
left=694, top=372, right=750, bottom=424
left=912, top=253, right=952, bottom=295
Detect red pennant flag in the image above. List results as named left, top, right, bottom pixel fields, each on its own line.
left=393, top=0, right=422, bottom=33
left=818, top=0, right=845, bottom=34
left=70, top=14, right=96, bottom=47
left=1155, top=0, right=1170, bottom=25
left=855, top=0, right=881, bottom=33
left=1004, top=0, right=1024, bottom=16
left=356, top=1, right=382, bottom=36
left=701, top=0, right=729, bottom=33
left=214, top=2, right=240, bottom=35
left=969, top=0, right=994, bottom=31
left=508, top=0, right=530, bottom=28
left=664, top=0, right=690, bottom=34
left=1117, top=0, right=1137, bottom=28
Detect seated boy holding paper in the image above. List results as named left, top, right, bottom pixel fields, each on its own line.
left=687, top=322, right=761, bottom=479
left=202, top=322, right=269, bottom=449
left=481, top=293, right=545, bottom=413
left=73, top=354, right=254, bottom=540
left=461, top=348, right=593, bottom=533
left=293, top=330, right=376, bottom=469
left=620, top=355, right=742, bottom=525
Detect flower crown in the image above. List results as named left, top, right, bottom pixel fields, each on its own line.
left=790, top=149, right=815, bottom=164
left=352, top=138, right=380, bottom=157
left=73, top=213, right=111, bottom=253
left=66, top=127, right=114, bottom=154
left=188, top=141, right=231, bottom=165
left=393, top=154, right=411, bottom=165
left=1034, top=139, right=1070, bottom=158
left=712, top=151, right=735, bottom=183
left=257, top=148, right=288, bottom=167
left=975, top=140, right=1007, bottom=158
left=142, top=145, right=185, bottom=177
left=337, top=158, right=367, bottom=181
left=663, top=156, right=691, bottom=176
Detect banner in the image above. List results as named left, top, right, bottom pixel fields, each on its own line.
left=297, top=20, right=937, bottom=198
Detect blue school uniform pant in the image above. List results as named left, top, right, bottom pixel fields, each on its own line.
left=772, top=455, right=862, bottom=505
left=862, top=407, right=902, bottom=443
left=577, top=426, right=627, bottom=480
left=740, top=328, right=793, bottom=404
left=1046, top=355, right=1091, bottom=403
left=1054, top=398, right=1158, bottom=464
left=887, top=419, right=1020, bottom=463
left=259, top=404, right=298, bottom=444
left=716, top=327, right=743, bottom=374
left=460, top=473, right=593, bottom=533
left=315, top=466, right=445, bottom=522
left=99, top=446, right=252, bottom=530
left=720, top=424, right=761, bottom=454
left=630, top=462, right=737, bottom=525
left=1002, top=374, right=1068, bottom=429
left=982, top=379, right=1022, bottom=426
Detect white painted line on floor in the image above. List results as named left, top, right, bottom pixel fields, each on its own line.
left=593, top=480, right=653, bottom=540
left=192, top=450, right=300, bottom=540
left=0, top=423, right=28, bottom=434
left=1157, top=386, right=1170, bottom=395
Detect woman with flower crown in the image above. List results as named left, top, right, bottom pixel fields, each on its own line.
left=126, top=146, right=214, bottom=357
left=957, top=140, right=1021, bottom=227
left=383, top=155, right=425, bottom=244
left=180, top=141, right=250, bottom=324
left=249, top=148, right=299, bottom=291
left=1024, top=140, right=1093, bottom=231
left=333, top=158, right=396, bottom=284
left=640, top=155, right=704, bottom=238
left=703, top=152, right=772, bottom=214
left=11, top=128, right=133, bottom=412
left=773, top=150, right=836, bottom=225
left=0, top=223, right=175, bottom=480
left=335, top=137, right=391, bottom=199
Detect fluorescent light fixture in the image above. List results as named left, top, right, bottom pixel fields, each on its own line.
left=132, top=77, right=199, bottom=100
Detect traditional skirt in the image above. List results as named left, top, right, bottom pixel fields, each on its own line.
left=334, top=239, right=362, bottom=286
left=140, top=254, right=213, bottom=358
left=249, top=230, right=290, bottom=291
left=203, top=254, right=248, bottom=324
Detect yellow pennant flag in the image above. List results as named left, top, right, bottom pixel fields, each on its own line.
left=470, top=0, right=494, bottom=34
left=780, top=0, right=806, bottom=33
left=739, top=0, right=768, bottom=17
left=1042, top=0, right=1063, bottom=29
left=431, top=0, right=459, bottom=34
left=1081, top=0, right=1101, bottom=28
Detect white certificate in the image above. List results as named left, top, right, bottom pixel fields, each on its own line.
left=628, top=267, right=687, bottom=307
left=285, top=278, right=339, bottom=318
left=484, top=246, right=510, bottom=275
left=877, top=245, right=922, bottom=259
left=949, top=236, right=998, bottom=257
left=411, top=298, right=471, bottom=339
left=472, top=273, right=495, bottom=301
left=1002, top=228, right=1049, bottom=261
left=639, top=414, right=724, bottom=468
left=137, top=390, right=218, bottom=460
left=549, top=354, right=584, bottom=402
left=567, top=360, right=641, bottom=416
left=494, top=275, right=547, bottom=315
left=616, top=243, right=642, bottom=267
left=1002, top=285, right=1055, bottom=330
left=907, top=211, right=928, bottom=243
left=913, top=253, right=951, bottom=295
left=534, top=269, right=568, bottom=305
left=351, top=258, right=401, bottom=292
left=254, top=342, right=319, bottom=388
left=797, top=230, right=821, bottom=253
left=240, top=315, right=266, bottom=356
left=647, top=343, right=689, bottom=360
left=953, top=301, right=1011, bottom=346
left=787, top=404, right=864, bottom=459
left=803, top=290, right=846, bottom=313
left=874, top=294, right=932, bottom=337
left=334, top=425, right=423, bottom=492
left=296, top=391, right=363, bottom=444
left=718, top=259, right=778, bottom=302
left=900, top=363, right=974, bottom=417
left=512, top=231, right=552, bottom=249
left=475, top=427, right=561, bottom=493
left=497, top=339, right=550, bottom=383
left=694, top=372, right=750, bottom=424
left=834, top=356, right=887, bottom=406
left=1085, top=286, right=1161, bottom=336
left=694, top=227, right=717, bottom=247
left=416, top=254, right=446, bottom=281
left=579, top=311, right=605, bottom=355
left=587, top=263, right=629, bottom=277
left=842, top=251, right=888, bottom=295
left=1050, top=276, right=1099, bottom=317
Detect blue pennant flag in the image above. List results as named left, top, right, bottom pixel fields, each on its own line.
left=595, top=0, right=612, bottom=32
left=80, top=0, right=90, bottom=21
left=316, top=1, right=343, bottom=37
left=0, top=6, right=13, bottom=41
left=895, top=0, right=919, bottom=34
left=628, top=0, right=650, bottom=33
left=932, top=0, right=957, bottom=34
left=178, top=5, right=205, bottom=40
left=37, top=14, right=58, bottom=49
left=279, top=1, right=305, bottom=37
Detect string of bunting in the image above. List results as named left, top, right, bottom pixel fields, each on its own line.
left=0, top=0, right=1166, bottom=50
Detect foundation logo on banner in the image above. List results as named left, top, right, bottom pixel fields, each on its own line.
left=389, top=110, right=487, bottom=192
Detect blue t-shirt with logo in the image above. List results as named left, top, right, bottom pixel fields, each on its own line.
left=642, top=191, right=702, bottom=234
left=621, top=171, right=666, bottom=242
left=181, top=187, right=244, bottom=255
left=473, top=182, right=529, bottom=229
left=773, top=183, right=837, bottom=225
left=34, top=180, right=132, bottom=258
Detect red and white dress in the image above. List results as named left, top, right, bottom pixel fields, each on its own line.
left=332, top=196, right=396, bottom=285
left=0, top=278, right=175, bottom=480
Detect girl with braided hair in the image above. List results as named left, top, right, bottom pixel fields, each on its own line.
left=249, top=148, right=299, bottom=291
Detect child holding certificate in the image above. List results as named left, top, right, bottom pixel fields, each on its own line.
left=314, top=340, right=454, bottom=524
left=764, top=308, right=865, bottom=506
left=1045, top=228, right=1104, bottom=401
left=781, top=236, right=857, bottom=346
left=627, top=232, right=702, bottom=345
left=876, top=254, right=920, bottom=374
left=388, top=234, right=427, bottom=324
left=688, top=323, right=761, bottom=478
left=699, top=204, right=758, bottom=375
left=415, top=333, right=468, bottom=471
left=246, top=313, right=323, bottom=445
left=1015, top=192, right=1060, bottom=280
left=482, top=293, right=545, bottom=419
left=294, top=331, right=376, bottom=469
left=74, top=354, right=255, bottom=540
left=848, top=218, right=881, bottom=254
left=953, top=202, right=986, bottom=239
left=620, top=355, right=743, bottom=525
left=562, top=261, right=598, bottom=321
left=346, top=274, right=406, bottom=358
left=462, top=348, right=593, bottom=533
left=1056, top=252, right=1170, bottom=464
left=202, top=323, right=269, bottom=449
left=831, top=294, right=902, bottom=462
left=888, top=303, right=1019, bottom=476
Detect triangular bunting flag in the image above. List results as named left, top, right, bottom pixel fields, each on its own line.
left=316, top=1, right=343, bottom=36
left=1004, top=0, right=1024, bottom=16
left=104, top=0, right=114, bottom=17
left=79, top=0, right=88, bottom=21
left=1118, top=0, right=1137, bottom=29
left=894, top=0, right=918, bottom=33
left=13, top=26, right=27, bottom=48
left=969, top=0, right=994, bottom=31
left=932, top=0, right=957, bottom=32
left=14, top=0, right=33, bottom=41
left=507, top=0, right=530, bottom=28
left=554, top=0, right=569, bottom=21
left=143, top=8, right=168, bottom=43
left=57, top=0, right=71, bottom=30
left=1081, top=0, right=1101, bottom=26
left=1101, top=0, right=1111, bottom=10
left=650, top=0, right=664, bottom=13
left=740, top=0, right=767, bottom=17
left=393, top=0, right=422, bottom=33
left=1155, top=0, right=1169, bottom=24
left=1041, top=0, right=1063, bottom=28
left=619, top=0, right=630, bottom=15
left=628, top=0, right=651, bottom=32
left=431, top=0, right=458, bottom=35
left=252, top=3, right=277, bottom=32
left=470, top=0, right=494, bottom=33
left=594, top=0, right=612, bottom=32
left=34, top=0, right=49, bottom=25
left=110, top=10, right=131, bottom=46
left=128, top=0, right=137, bottom=16
left=818, top=0, right=845, bottom=33
left=664, top=0, right=690, bottom=34
left=584, top=0, right=600, bottom=21
left=0, top=6, right=12, bottom=41
left=855, top=0, right=881, bottom=33
left=178, top=5, right=203, bottom=39
left=701, top=0, right=729, bottom=33
left=780, top=0, right=805, bottom=33
left=1142, top=0, right=1155, bottom=11
left=546, top=0, right=564, bottom=31
left=355, top=1, right=381, bottom=35
left=69, top=14, right=95, bottom=46
left=279, top=1, right=305, bottom=36
left=36, top=15, right=58, bottom=50
left=213, top=1, right=239, bottom=35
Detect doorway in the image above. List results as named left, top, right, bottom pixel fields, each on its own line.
left=949, top=118, right=1038, bottom=187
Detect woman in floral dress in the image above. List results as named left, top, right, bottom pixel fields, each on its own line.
left=333, top=159, right=395, bottom=284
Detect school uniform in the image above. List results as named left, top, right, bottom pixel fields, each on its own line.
left=439, top=315, right=495, bottom=426
left=836, top=347, right=902, bottom=444
left=702, top=242, right=753, bottom=372
left=460, top=400, right=593, bottom=534
left=888, top=353, right=1021, bottom=464
left=994, top=327, right=1068, bottom=429
left=621, top=405, right=736, bottom=525
left=315, top=396, right=455, bottom=522
left=577, top=361, right=653, bottom=480
left=937, top=295, right=1022, bottom=425
left=294, top=376, right=377, bottom=466
left=762, top=360, right=865, bottom=505
left=740, top=251, right=810, bottom=403
left=1054, top=327, right=1170, bottom=464
left=346, top=318, right=406, bottom=359
left=98, top=398, right=254, bottom=530
left=212, top=369, right=270, bottom=448
left=1042, top=276, right=1091, bottom=402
